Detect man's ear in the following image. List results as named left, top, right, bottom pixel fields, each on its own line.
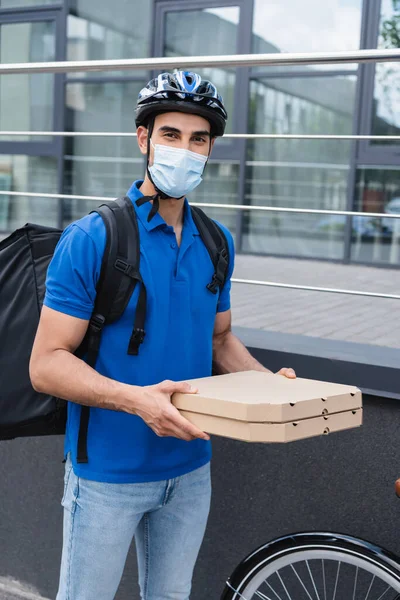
left=137, top=126, right=148, bottom=155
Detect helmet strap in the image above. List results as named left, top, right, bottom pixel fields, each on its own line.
left=145, top=116, right=173, bottom=201
left=139, top=116, right=173, bottom=222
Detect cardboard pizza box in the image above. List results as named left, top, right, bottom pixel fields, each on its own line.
left=178, top=408, right=362, bottom=443
left=172, top=371, right=363, bottom=443
left=172, top=370, right=362, bottom=423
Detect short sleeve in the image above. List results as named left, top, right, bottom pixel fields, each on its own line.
left=43, top=222, right=103, bottom=320
left=216, top=223, right=235, bottom=313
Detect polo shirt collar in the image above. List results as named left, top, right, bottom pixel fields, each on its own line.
left=126, top=180, right=200, bottom=236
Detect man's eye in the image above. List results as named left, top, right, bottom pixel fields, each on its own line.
left=193, top=137, right=206, bottom=143
left=165, top=132, right=177, bottom=139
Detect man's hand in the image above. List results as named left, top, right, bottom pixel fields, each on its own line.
left=276, top=367, right=297, bottom=379
left=135, top=380, right=210, bottom=442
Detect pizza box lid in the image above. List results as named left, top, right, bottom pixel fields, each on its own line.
left=172, top=370, right=362, bottom=423
left=178, top=407, right=363, bottom=443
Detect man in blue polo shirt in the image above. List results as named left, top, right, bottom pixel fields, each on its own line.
left=30, top=71, right=296, bottom=600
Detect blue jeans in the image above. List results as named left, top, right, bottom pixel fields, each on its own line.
left=56, top=455, right=211, bottom=600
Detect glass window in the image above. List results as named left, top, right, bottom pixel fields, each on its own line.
left=67, top=0, right=152, bottom=77
left=0, top=20, right=56, bottom=141
left=0, top=155, right=58, bottom=232
left=189, top=160, right=240, bottom=236
left=64, top=81, right=240, bottom=231
left=252, top=0, right=362, bottom=72
left=64, top=80, right=145, bottom=223
left=243, top=75, right=356, bottom=259
left=371, top=0, right=400, bottom=143
left=163, top=8, right=239, bottom=135
left=351, top=167, right=400, bottom=266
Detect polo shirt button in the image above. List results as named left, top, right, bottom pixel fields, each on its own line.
left=171, top=242, right=177, bottom=249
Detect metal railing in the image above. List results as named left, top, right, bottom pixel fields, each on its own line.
left=1, top=131, right=400, bottom=141
left=0, top=48, right=399, bottom=73
left=1, top=49, right=400, bottom=301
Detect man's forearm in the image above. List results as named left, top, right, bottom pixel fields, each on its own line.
left=30, top=349, right=140, bottom=414
left=213, top=331, right=273, bottom=375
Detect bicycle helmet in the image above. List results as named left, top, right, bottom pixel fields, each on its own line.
left=135, top=71, right=228, bottom=136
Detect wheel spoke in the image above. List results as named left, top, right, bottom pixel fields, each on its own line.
left=365, top=575, right=375, bottom=600
left=375, top=585, right=392, bottom=600
left=225, top=579, right=251, bottom=600
left=255, top=590, right=275, bottom=600
left=276, top=570, right=294, bottom=600
left=290, top=564, right=314, bottom=600
left=306, top=560, right=321, bottom=600
left=322, top=560, right=327, bottom=600
left=233, top=543, right=400, bottom=600
left=265, top=579, right=284, bottom=600
left=353, top=567, right=358, bottom=600
left=332, top=561, right=341, bottom=600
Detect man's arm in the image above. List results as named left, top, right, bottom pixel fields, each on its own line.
left=212, top=309, right=296, bottom=379
left=29, top=306, right=209, bottom=441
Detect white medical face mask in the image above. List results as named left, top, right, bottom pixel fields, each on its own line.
left=148, top=141, right=208, bottom=198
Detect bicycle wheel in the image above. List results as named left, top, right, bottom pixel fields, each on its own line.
left=221, top=532, right=400, bottom=600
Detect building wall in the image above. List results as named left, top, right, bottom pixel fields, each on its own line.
left=0, top=0, right=399, bottom=269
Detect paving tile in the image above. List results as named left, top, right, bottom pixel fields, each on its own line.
left=232, top=254, right=400, bottom=348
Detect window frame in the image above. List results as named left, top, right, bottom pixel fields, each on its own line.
left=153, top=0, right=253, bottom=162
left=356, top=0, right=400, bottom=166
left=0, top=6, right=64, bottom=157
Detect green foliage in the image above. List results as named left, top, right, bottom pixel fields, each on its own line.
left=380, top=0, right=400, bottom=48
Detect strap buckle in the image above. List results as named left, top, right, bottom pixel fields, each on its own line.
left=89, top=313, right=105, bottom=333
left=131, top=328, right=146, bottom=345
left=207, top=274, right=221, bottom=295
left=128, top=328, right=146, bottom=356
left=114, top=259, right=131, bottom=274
left=207, top=250, right=228, bottom=294
left=114, top=258, right=140, bottom=280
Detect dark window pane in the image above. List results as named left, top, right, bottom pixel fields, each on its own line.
left=0, top=21, right=56, bottom=141
left=0, top=155, right=58, bottom=232
left=64, top=81, right=145, bottom=222
left=371, top=0, right=400, bottom=143
left=67, top=0, right=152, bottom=78
left=189, top=161, right=240, bottom=237
left=163, top=8, right=239, bottom=136
left=243, top=75, right=356, bottom=259
left=351, top=167, right=400, bottom=265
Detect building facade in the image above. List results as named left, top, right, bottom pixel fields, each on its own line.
left=0, top=0, right=399, bottom=267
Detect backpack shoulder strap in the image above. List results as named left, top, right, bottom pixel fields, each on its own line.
left=190, top=206, right=230, bottom=295
left=80, top=196, right=142, bottom=368
left=77, top=196, right=146, bottom=464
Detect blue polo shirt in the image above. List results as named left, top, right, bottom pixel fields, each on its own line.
left=44, top=180, right=235, bottom=483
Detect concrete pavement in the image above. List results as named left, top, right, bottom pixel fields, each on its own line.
left=232, top=254, right=400, bottom=349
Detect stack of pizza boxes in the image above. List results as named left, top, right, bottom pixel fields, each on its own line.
left=173, top=371, right=362, bottom=443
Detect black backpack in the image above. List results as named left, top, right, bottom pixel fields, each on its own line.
left=0, top=196, right=230, bottom=463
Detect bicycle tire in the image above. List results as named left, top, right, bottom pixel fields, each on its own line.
left=220, top=532, right=400, bottom=600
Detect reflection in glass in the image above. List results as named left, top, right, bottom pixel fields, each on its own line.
left=372, top=0, right=400, bottom=142
left=189, top=161, right=239, bottom=236
left=244, top=75, right=356, bottom=258
left=64, top=81, right=145, bottom=223
left=67, top=1, right=152, bottom=78
left=0, top=21, right=55, bottom=141
left=252, top=0, right=362, bottom=72
left=0, top=156, right=58, bottom=232
left=351, top=168, right=400, bottom=265
left=163, top=8, right=239, bottom=135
